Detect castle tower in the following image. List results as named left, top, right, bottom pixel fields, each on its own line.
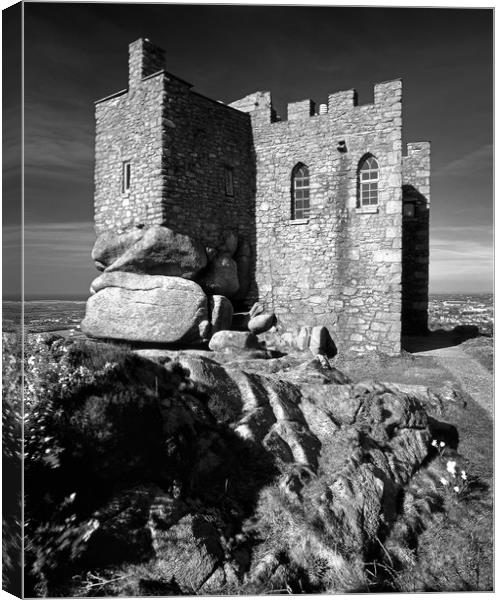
left=92, top=38, right=431, bottom=354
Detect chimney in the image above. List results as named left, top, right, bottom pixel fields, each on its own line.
left=128, top=38, right=165, bottom=88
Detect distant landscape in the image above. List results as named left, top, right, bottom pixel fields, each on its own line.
left=428, top=293, right=493, bottom=337
left=3, top=293, right=494, bottom=338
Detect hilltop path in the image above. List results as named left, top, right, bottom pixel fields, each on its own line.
left=415, top=345, right=493, bottom=419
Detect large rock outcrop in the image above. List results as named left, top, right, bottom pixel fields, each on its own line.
left=91, top=228, right=144, bottom=271
left=84, top=226, right=261, bottom=346
left=82, top=273, right=210, bottom=344
left=95, top=225, right=208, bottom=279
left=24, top=337, right=465, bottom=596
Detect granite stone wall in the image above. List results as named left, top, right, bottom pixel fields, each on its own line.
left=159, top=83, right=255, bottom=249
left=128, top=38, right=166, bottom=88
left=94, top=39, right=255, bottom=253
left=232, top=80, right=404, bottom=354
left=402, top=142, right=431, bottom=334
left=94, top=38, right=431, bottom=354
left=94, top=69, right=165, bottom=234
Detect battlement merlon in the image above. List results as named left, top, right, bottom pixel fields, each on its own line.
left=288, top=99, right=316, bottom=121
left=229, top=91, right=276, bottom=123
left=328, top=79, right=402, bottom=115
left=129, top=37, right=166, bottom=88
left=402, top=141, right=431, bottom=206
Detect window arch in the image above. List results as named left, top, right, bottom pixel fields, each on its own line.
left=291, top=163, right=310, bottom=220
left=358, top=155, right=379, bottom=207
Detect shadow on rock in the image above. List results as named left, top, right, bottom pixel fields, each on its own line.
left=23, top=339, right=278, bottom=597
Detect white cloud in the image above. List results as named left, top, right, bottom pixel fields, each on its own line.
left=429, top=231, right=493, bottom=292
left=23, top=221, right=96, bottom=268
left=433, top=143, right=492, bottom=179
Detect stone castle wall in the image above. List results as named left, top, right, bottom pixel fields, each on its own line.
left=93, top=38, right=431, bottom=354
left=95, top=39, right=255, bottom=251
left=402, top=142, right=431, bottom=334
left=159, top=83, right=255, bottom=249
left=232, top=81, right=404, bottom=354
left=94, top=71, right=165, bottom=233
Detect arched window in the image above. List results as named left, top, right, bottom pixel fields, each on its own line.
left=358, top=155, right=379, bottom=207
left=291, top=163, right=310, bottom=219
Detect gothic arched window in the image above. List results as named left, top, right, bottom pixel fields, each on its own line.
left=291, top=163, right=310, bottom=220
left=358, top=155, right=379, bottom=207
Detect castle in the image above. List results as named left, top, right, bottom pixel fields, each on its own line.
left=93, top=38, right=430, bottom=355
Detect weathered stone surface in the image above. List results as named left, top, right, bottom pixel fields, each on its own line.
left=91, top=228, right=144, bottom=271
left=248, top=313, right=277, bottom=334
left=208, top=330, right=260, bottom=352
left=150, top=514, right=224, bottom=592
left=233, top=81, right=415, bottom=356
left=175, top=354, right=320, bottom=468
left=82, top=275, right=210, bottom=344
left=94, top=40, right=255, bottom=259
left=208, top=295, right=234, bottom=335
left=198, top=255, right=239, bottom=297
left=89, top=271, right=142, bottom=294
left=166, top=355, right=436, bottom=556
left=103, top=225, right=207, bottom=279
left=30, top=333, right=456, bottom=597
left=173, top=355, right=245, bottom=424
left=282, top=357, right=351, bottom=386
left=309, top=326, right=337, bottom=357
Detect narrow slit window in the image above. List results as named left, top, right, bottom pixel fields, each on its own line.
left=358, top=155, right=379, bottom=206
left=291, top=163, right=310, bottom=220
left=122, top=161, right=131, bottom=193
left=224, top=167, right=234, bottom=197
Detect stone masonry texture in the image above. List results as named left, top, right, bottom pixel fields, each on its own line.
left=93, top=38, right=431, bottom=354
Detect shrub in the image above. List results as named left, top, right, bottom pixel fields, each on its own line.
left=2, top=333, right=23, bottom=595
left=23, top=337, right=278, bottom=595
left=23, top=338, right=211, bottom=587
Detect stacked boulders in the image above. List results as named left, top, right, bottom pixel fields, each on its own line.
left=81, top=225, right=277, bottom=348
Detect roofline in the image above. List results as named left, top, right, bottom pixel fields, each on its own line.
left=95, top=73, right=249, bottom=118
left=191, top=91, right=251, bottom=116
left=94, top=69, right=194, bottom=105
left=95, top=88, right=128, bottom=105
left=144, top=68, right=193, bottom=88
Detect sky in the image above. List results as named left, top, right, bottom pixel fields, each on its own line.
left=3, top=2, right=494, bottom=297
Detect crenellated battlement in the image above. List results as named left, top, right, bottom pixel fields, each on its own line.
left=231, top=78, right=402, bottom=125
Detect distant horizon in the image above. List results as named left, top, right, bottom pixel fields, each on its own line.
left=3, top=290, right=494, bottom=303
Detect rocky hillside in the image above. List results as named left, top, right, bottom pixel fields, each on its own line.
left=17, top=332, right=487, bottom=597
